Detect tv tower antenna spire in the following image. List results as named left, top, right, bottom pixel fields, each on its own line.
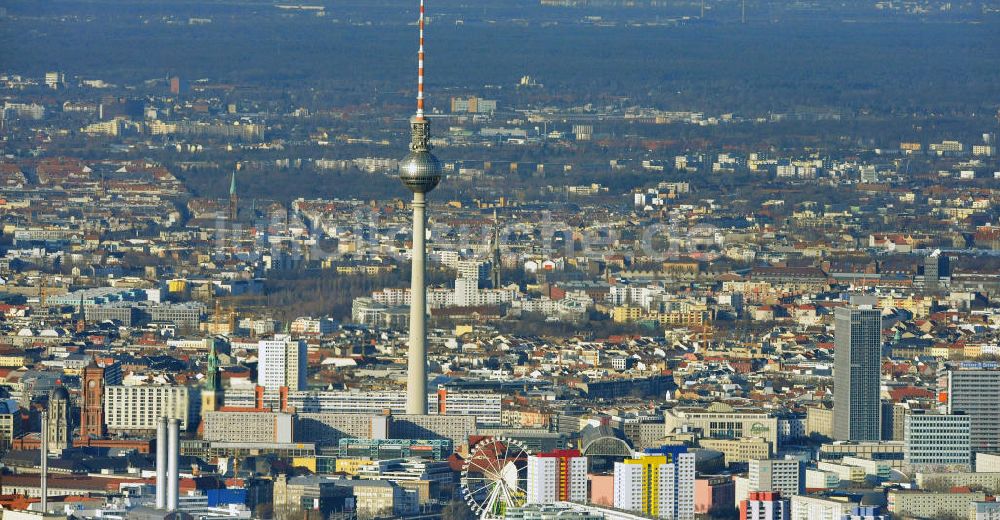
left=399, top=0, right=442, bottom=416
left=416, top=0, right=426, bottom=120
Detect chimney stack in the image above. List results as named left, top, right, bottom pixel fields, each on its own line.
left=167, top=418, right=180, bottom=511
left=155, top=417, right=167, bottom=509
left=40, top=411, right=48, bottom=513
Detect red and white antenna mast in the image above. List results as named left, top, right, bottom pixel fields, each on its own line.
left=416, top=0, right=426, bottom=120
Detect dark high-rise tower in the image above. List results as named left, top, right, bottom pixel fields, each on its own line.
left=834, top=295, right=883, bottom=441
left=398, top=0, right=442, bottom=415
left=924, top=251, right=949, bottom=292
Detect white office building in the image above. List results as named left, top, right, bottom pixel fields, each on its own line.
left=258, top=334, right=308, bottom=391
left=749, top=459, right=804, bottom=498
left=221, top=387, right=502, bottom=425
left=104, top=385, right=192, bottom=432
left=904, top=412, right=971, bottom=468
left=948, top=367, right=1000, bottom=454
left=526, top=450, right=588, bottom=505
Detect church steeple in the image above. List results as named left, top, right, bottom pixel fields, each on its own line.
left=205, top=341, right=221, bottom=392
left=491, top=208, right=501, bottom=289
left=75, top=292, right=86, bottom=333
left=228, top=170, right=238, bottom=221
left=200, top=340, right=224, bottom=421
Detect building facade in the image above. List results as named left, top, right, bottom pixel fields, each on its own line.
left=665, top=403, right=778, bottom=451
left=47, top=387, right=71, bottom=454
left=948, top=367, right=1000, bottom=453
left=258, top=335, right=307, bottom=391
left=789, top=495, right=856, bottom=520
left=833, top=298, right=882, bottom=441
left=740, top=491, right=790, bottom=520
left=971, top=501, right=1000, bottom=520
left=887, top=490, right=985, bottom=519
left=203, top=410, right=294, bottom=443
left=104, top=385, right=192, bottom=433
left=81, top=362, right=123, bottom=437
left=526, top=450, right=588, bottom=505
left=223, top=387, right=502, bottom=425
left=749, top=459, right=803, bottom=499
left=613, top=449, right=696, bottom=519
left=904, top=412, right=971, bottom=467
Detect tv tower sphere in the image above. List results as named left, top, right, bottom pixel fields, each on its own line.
left=399, top=119, right=442, bottom=194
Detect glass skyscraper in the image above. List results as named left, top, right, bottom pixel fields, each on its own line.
left=834, top=296, right=883, bottom=441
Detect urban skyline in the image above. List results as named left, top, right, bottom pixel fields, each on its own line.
left=0, top=0, right=999, bottom=519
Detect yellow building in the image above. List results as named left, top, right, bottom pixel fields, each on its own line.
left=698, top=438, right=771, bottom=465
left=167, top=279, right=188, bottom=294
left=623, top=455, right=668, bottom=516
left=612, top=305, right=644, bottom=323
left=0, top=354, right=26, bottom=368
left=930, top=345, right=950, bottom=358
left=878, top=294, right=931, bottom=318
left=336, top=457, right=374, bottom=475
left=291, top=456, right=317, bottom=473
left=651, top=310, right=708, bottom=326
left=615, top=450, right=695, bottom=517
left=964, top=343, right=984, bottom=359
left=806, top=406, right=834, bottom=439
left=202, top=320, right=234, bottom=335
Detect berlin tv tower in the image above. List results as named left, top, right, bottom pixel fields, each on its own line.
left=399, top=0, right=442, bottom=415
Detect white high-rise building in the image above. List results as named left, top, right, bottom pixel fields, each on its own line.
left=905, top=412, right=971, bottom=468
left=526, top=450, right=588, bottom=504
left=613, top=450, right=696, bottom=519
left=258, top=334, right=307, bottom=391
left=456, top=260, right=490, bottom=285
left=749, top=459, right=803, bottom=498
left=104, top=385, right=192, bottom=433
left=948, top=367, right=1000, bottom=453
left=614, top=461, right=644, bottom=512
left=455, top=276, right=478, bottom=307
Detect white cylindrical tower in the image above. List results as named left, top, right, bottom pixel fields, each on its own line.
left=167, top=418, right=180, bottom=511
left=155, top=417, right=167, bottom=509
left=407, top=191, right=428, bottom=415
left=398, top=0, right=442, bottom=416
left=40, top=411, right=48, bottom=513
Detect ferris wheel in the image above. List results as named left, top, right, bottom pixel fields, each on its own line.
left=460, top=436, right=532, bottom=519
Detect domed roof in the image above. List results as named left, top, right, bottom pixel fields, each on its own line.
left=50, top=386, right=70, bottom=401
